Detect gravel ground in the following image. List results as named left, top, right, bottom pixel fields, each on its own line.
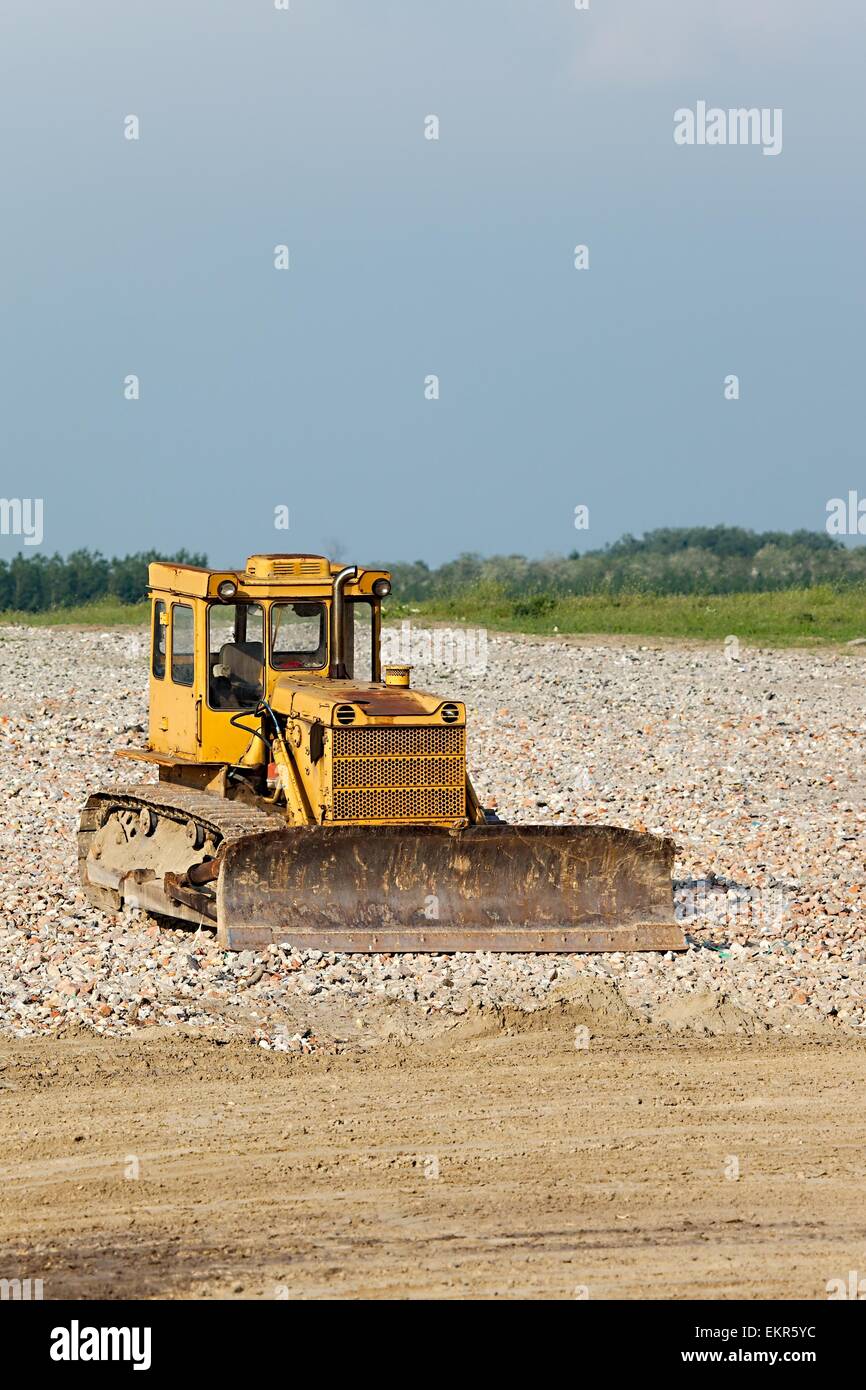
left=1, top=623, right=865, bottom=1047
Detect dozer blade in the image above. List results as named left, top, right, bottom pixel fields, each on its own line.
left=215, top=823, right=685, bottom=952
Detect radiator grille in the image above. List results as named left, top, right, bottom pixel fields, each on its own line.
left=334, top=754, right=465, bottom=790
left=331, top=724, right=465, bottom=821
left=332, top=785, right=465, bottom=821
left=332, top=725, right=463, bottom=758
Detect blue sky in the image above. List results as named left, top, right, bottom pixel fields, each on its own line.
left=1, top=0, right=864, bottom=566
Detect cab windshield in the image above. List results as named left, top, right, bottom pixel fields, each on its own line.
left=270, top=601, right=328, bottom=671
left=208, top=602, right=264, bottom=710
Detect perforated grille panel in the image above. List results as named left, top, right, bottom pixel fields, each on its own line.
left=334, top=755, right=465, bottom=790
left=331, top=724, right=465, bottom=821
left=332, top=785, right=465, bottom=821
left=333, top=725, right=463, bottom=758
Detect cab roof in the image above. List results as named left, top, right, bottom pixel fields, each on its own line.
left=148, top=555, right=390, bottom=601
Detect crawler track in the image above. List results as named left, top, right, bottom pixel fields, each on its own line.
left=78, top=784, right=278, bottom=928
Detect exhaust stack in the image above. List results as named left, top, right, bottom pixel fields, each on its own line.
left=331, top=564, right=357, bottom=678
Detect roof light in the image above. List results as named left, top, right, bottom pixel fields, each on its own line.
left=372, top=578, right=391, bottom=598
left=217, top=579, right=238, bottom=600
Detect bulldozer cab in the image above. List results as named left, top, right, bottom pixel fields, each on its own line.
left=146, top=555, right=388, bottom=765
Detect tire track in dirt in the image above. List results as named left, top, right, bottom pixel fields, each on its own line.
left=2, top=1000, right=865, bottom=1299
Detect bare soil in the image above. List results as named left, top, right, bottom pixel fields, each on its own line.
left=2, top=995, right=865, bottom=1300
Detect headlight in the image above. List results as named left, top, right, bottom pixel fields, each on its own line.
left=372, top=578, right=391, bottom=598
left=217, top=579, right=238, bottom=600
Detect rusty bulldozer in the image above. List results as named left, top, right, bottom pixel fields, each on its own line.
left=79, top=554, right=684, bottom=953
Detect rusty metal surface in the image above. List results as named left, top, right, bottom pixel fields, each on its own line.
left=324, top=687, right=434, bottom=716
left=163, top=871, right=218, bottom=921
left=219, top=922, right=686, bottom=952
left=186, top=857, right=221, bottom=886
left=271, top=677, right=456, bottom=719
left=217, top=823, right=684, bottom=953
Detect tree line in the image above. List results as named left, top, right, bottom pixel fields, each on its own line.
left=0, top=550, right=206, bottom=612
left=387, top=528, right=866, bottom=600
left=1, top=529, right=864, bottom=611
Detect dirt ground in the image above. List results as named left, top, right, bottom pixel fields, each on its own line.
left=2, top=993, right=865, bottom=1300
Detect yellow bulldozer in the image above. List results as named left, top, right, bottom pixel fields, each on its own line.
left=79, top=554, right=685, bottom=953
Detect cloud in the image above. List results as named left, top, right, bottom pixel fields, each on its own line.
left=575, top=0, right=863, bottom=84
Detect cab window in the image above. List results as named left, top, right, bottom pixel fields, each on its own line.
left=270, top=602, right=327, bottom=670
left=208, top=603, right=264, bottom=709
left=152, top=600, right=167, bottom=679
left=344, top=600, right=376, bottom=681
left=171, top=604, right=195, bottom=686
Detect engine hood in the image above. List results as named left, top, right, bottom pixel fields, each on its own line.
left=269, top=677, right=463, bottom=725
